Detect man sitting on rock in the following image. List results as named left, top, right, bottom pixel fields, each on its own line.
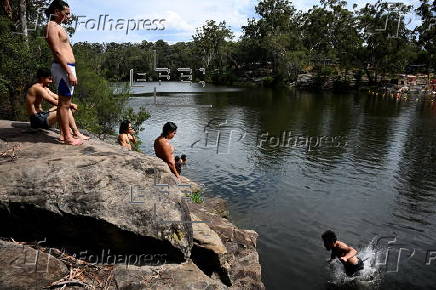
left=25, top=68, right=89, bottom=143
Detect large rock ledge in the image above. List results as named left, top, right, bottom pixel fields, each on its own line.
left=0, top=120, right=265, bottom=289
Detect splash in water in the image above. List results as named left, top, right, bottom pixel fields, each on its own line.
left=327, top=237, right=384, bottom=289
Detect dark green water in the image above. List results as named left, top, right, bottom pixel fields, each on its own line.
left=128, top=82, right=436, bottom=290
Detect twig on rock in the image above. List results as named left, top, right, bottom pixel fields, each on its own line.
left=0, top=144, right=21, bottom=162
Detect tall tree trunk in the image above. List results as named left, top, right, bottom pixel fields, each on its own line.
left=2, top=0, right=12, bottom=18
left=364, top=67, right=374, bottom=84
left=19, top=0, right=27, bottom=39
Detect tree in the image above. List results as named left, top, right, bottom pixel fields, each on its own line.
left=19, top=0, right=26, bottom=38
left=241, top=0, right=305, bottom=83
left=415, top=0, right=436, bottom=74
left=193, top=20, right=233, bottom=69
left=302, top=0, right=361, bottom=80
left=356, top=1, right=415, bottom=83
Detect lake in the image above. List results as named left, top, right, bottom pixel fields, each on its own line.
left=127, top=82, right=436, bottom=290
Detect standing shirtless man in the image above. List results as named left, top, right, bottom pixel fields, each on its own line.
left=45, top=0, right=82, bottom=145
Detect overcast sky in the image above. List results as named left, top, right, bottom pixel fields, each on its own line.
left=65, top=0, right=423, bottom=44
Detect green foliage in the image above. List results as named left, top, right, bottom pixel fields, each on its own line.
left=0, top=16, right=52, bottom=120
left=73, top=56, right=150, bottom=139
left=187, top=190, right=204, bottom=204
left=355, top=0, right=417, bottom=82
left=241, top=0, right=304, bottom=80
left=415, top=0, right=436, bottom=71
left=193, top=20, right=233, bottom=75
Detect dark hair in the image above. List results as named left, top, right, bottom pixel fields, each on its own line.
left=119, top=120, right=130, bottom=134
left=37, top=68, right=52, bottom=79
left=45, top=0, right=69, bottom=18
left=321, top=230, right=337, bottom=244
left=161, top=122, right=177, bottom=137
left=181, top=154, right=186, bottom=161
left=175, top=156, right=180, bottom=162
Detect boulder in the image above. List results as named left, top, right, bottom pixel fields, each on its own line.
left=0, top=240, right=68, bottom=289
left=0, top=120, right=264, bottom=289
left=0, top=121, right=193, bottom=265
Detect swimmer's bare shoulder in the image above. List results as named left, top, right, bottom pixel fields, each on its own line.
left=336, top=241, right=349, bottom=249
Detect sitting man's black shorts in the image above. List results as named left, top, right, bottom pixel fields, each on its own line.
left=30, top=111, right=50, bottom=129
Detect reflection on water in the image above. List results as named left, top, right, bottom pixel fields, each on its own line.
left=127, top=82, right=436, bottom=290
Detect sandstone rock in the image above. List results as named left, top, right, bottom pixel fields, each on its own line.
left=191, top=213, right=227, bottom=254
left=0, top=121, right=193, bottom=264
left=0, top=240, right=68, bottom=289
left=189, top=201, right=264, bottom=289
left=0, top=120, right=265, bottom=289
left=112, top=262, right=227, bottom=290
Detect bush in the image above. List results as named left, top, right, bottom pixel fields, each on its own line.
left=73, top=54, right=150, bottom=146
left=0, top=17, right=52, bottom=121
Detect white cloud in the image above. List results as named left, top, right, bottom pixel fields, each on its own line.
left=67, top=0, right=423, bottom=44
left=68, top=0, right=252, bottom=43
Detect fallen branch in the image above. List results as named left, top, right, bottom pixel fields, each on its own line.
left=0, top=144, right=21, bottom=161
left=45, top=279, right=92, bottom=289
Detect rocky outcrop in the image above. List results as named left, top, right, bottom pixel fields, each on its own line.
left=0, top=120, right=264, bottom=289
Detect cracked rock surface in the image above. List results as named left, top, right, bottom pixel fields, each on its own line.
left=0, top=120, right=264, bottom=289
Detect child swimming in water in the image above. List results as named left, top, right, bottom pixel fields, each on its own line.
left=322, top=230, right=364, bottom=277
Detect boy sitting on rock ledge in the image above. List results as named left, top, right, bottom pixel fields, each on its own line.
left=25, top=68, right=89, bottom=144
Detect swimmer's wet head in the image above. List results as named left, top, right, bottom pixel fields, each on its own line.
left=321, top=230, right=364, bottom=277
left=322, top=230, right=337, bottom=251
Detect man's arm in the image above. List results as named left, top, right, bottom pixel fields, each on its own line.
left=129, top=134, right=137, bottom=144
left=161, top=142, right=180, bottom=179
left=337, top=242, right=357, bottom=262
left=39, top=87, right=59, bottom=106
left=46, top=88, right=77, bottom=110
left=329, top=251, right=336, bottom=261
left=46, top=89, right=59, bottom=100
